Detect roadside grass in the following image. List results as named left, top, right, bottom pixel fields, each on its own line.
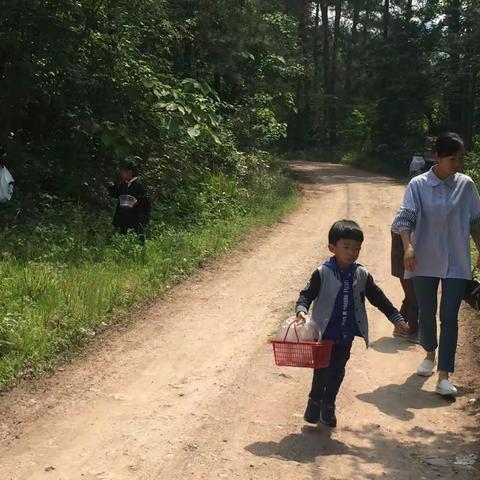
left=0, top=169, right=298, bottom=389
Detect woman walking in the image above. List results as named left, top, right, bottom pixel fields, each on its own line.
left=392, top=132, right=480, bottom=396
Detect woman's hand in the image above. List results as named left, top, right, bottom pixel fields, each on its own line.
left=404, top=244, right=416, bottom=272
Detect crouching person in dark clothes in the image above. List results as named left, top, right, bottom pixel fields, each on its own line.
left=295, top=220, right=409, bottom=428
left=107, top=161, right=151, bottom=245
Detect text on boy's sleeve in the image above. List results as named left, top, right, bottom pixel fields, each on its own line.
left=295, top=269, right=322, bottom=314
left=365, top=273, right=403, bottom=324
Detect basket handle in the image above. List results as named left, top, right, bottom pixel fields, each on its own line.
left=284, top=319, right=301, bottom=342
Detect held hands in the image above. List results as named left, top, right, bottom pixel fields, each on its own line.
left=395, top=320, right=409, bottom=334
left=404, top=244, right=416, bottom=272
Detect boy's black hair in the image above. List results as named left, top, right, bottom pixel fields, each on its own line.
left=120, top=160, right=138, bottom=177
left=435, top=132, right=464, bottom=158
left=328, top=220, right=364, bottom=245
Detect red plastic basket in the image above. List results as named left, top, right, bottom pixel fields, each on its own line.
left=271, top=320, right=334, bottom=369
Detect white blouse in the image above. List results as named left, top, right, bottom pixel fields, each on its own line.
left=393, top=168, right=480, bottom=280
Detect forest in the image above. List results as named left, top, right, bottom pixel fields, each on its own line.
left=0, top=0, right=479, bottom=385
left=2, top=1, right=480, bottom=210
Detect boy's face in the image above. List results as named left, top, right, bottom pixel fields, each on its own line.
left=120, top=168, right=133, bottom=181
left=329, top=239, right=362, bottom=269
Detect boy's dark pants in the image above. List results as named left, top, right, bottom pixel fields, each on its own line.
left=309, top=340, right=353, bottom=406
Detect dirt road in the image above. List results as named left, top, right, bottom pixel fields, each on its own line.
left=1, top=162, right=479, bottom=479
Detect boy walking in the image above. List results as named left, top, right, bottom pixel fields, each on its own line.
left=296, top=220, right=408, bottom=427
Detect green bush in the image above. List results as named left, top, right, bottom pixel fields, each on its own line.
left=0, top=158, right=296, bottom=388
left=464, top=135, right=480, bottom=189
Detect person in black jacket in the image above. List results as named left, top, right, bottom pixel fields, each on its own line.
left=107, top=161, right=151, bottom=244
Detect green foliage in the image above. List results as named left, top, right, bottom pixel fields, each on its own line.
left=0, top=1, right=304, bottom=386
left=0, top=0, right=298, bottom=209
left=281, top=0, right=480, bottom=167
left=0, top=160, right=296, bottom=388
left=230, top=95, right=288, bottom=150
left=341, top=108, right=371, bottom=152
left=2, top=0, right=480, bottom=189
left=464, top=135, right=480, bottom=187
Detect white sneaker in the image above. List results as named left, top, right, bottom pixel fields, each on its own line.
left=436, top=379, right=458, bottom=397
left=417, top=358, right=436, bottom=377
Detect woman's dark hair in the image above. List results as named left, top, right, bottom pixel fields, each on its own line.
left=328, top=220, right=364, bottom=245
left=434, top=132, right=464, bottom=158
left=120, top=160, right=138, bottom=177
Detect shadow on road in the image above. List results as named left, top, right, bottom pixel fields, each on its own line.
left=245, top=426, right=350, bottom=465
left=369, top=336, right=418, bottom=354
left=357, top=374, right=453, bottom=421
left=245, top=422, right=480, bottom=478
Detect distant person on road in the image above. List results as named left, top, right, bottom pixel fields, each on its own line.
left=295, top=220, right=408, bottom=428
left=409, top=154, right=425, bottom=177
left=423, top=135, right=437, bottom=172
left=393, top=132, right=480, bottom=397
left=107, top=160, right=151, bottom=244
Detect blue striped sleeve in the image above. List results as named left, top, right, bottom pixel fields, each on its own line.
left=392, top=208, right=416, bottom=233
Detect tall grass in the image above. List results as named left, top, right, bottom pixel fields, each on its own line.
left=0, top=168, right=297, bottom=388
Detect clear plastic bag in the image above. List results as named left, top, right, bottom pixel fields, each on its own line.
left=276, top=316, right=319, bottom=342
left=119, top=194, right=138, bottom=208
left=0, top=166, right=14, bottom=202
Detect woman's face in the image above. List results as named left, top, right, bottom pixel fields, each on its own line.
left=436, top=148, right=464, bottom=176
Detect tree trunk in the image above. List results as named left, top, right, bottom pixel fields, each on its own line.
left=329, top=0, right=342, bottom=145
left=313, top=2, right=321, bottom=90
left=345, top=0, right=360, bottom=96
left=362, top=0, right=370, bottom=45
left=286, top=0, right=312, bottom=146
left=464, top=68, right=477, bottom=148
left=447, top=0, right=463, bottom=130
left=383, top=0, right=390, bottom=40
left=462, top=11, right=476, bottom=148
left=320, top=0, right=330, bottom=145
left=406, top=0, right=413, bottom=22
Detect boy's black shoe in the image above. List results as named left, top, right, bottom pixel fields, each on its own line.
left=303, top=399, right=321, bottom=424
left=319, top=403, right=337, bottom=428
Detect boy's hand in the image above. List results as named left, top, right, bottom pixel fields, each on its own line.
left=395, top=320, right=409, bottom=334
left=296, top=311, right=307, bottom=322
